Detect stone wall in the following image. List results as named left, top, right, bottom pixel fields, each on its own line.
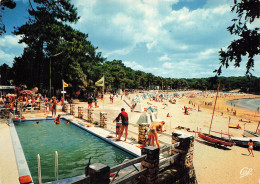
left=138, top=123, right=149, bottom=144
left=99, top=112, right=107, bottom=128
left=156, top=132, right=197, bottom=184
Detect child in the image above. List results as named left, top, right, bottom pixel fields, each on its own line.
left=113, top=116, right=121, bottom=138
left=248, top=139, right=254, bottom=157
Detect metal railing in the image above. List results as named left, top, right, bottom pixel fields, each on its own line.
left=110, top=155, right=147, bottom=184
left=159, top=143, right=181, bottom=170
left=37, top=151, right=59, bottom=184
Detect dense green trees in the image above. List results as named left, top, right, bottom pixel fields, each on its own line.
left=11, top=0, right=104, bottom=95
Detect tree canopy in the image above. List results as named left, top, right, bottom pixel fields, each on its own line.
left=12, top=0, right=104, bottom=95
left=215, top=0, right=260, bottom=76
left=0, top=0, right=16, bottom=35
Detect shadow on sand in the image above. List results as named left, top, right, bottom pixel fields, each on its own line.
left=241, top=153, right=249, bottom=156
left=195, top=138, right=231, bottom=150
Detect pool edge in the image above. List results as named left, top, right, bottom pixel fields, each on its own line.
left=9, top=120, right=34, bottom=184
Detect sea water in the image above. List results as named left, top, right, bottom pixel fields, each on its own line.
left=226, top=98, right=260, bottom=112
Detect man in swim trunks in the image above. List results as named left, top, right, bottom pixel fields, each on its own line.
left=149, top=121, right=166, bottom=148
left=52, top=97, right=57, bottom=118
left=116, top=108, right=129, bottom=141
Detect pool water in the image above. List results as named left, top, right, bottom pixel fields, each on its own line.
left=14, top=119, right=135, bottom=183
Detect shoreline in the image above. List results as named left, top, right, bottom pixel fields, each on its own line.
left=187, top=93, right=260, bottom=124
left=225, top=97, right=260, bottom=113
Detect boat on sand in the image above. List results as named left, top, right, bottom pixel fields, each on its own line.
left=198, top=82, right=235, bottom=148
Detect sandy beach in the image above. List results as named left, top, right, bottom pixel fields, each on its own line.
left=148, top=92, right=260, bottom=184
left=0, top=91, right=259, bottom=184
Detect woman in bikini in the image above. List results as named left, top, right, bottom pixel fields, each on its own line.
left=149, top=121, right=166, bottom=148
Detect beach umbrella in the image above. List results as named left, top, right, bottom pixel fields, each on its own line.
left=20, top=90, right=35, bottom=95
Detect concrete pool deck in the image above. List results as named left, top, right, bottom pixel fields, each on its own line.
left=0, top=120, right=19, bottom=184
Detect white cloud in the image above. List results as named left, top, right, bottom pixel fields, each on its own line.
left=162, top=62, right=173, bottom=68
left=124, top=61, right=144, bottom=70
left=0, top=50, right=15, bottom=65
left=0, top=35, right=25, bottom=49
left=0, top=35, right=25, bottom=66
left=159, top=54, right=171, bottom=62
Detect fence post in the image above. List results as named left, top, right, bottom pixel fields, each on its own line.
left=99, top=112, right=107, bottom=128
left=88, top=163, right=110, bottom=184
left=171, top=132, right=197, bottom=183
left=87, top=109, right=93, bottom=123
left=40, top=101, right=45, bottom=112
left=138, top=123, right=149, bottom=144
left=140, top=146, right=160, bottom=184
left=78, top=107, right=83, bottom=119
left=70, top=104, right=75, bottom=115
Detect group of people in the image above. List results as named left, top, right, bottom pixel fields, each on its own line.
left=113, top=108, right=129, bottom=141
left=0, top=94, right=43, bottom=111
left=113, top=108, right=166, bottom=148
left=87, top=96, right=98, bottom=109
left=0, top=93, right=64, bottom=118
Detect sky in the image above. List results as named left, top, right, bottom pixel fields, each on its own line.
left=1, top=0, right=259, bottom=78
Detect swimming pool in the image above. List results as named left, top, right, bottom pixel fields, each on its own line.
left=13, top=119, right=135, bottom=183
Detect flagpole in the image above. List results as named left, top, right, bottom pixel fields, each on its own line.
left=103, top=75, right=105, bottom=110
left=62, top=79, right=65, bottom=100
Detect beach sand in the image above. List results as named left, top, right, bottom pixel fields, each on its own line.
left=0, top=92, right=259, bottom=184
left=140, top=92, right=260, bottom=184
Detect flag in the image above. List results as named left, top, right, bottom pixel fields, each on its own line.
left=95, top=76, right=104, bottom=87
left=63, top=81, right=69, bottom=88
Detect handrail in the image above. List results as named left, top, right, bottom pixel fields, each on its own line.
left=66, top=175, right=91, bottom=184
left=110, top=155, right=146, bottom=173
left=159, top=153, right=180, bottom=167
left=55, top=151, right=59, bottom=183
left=37, top=154, right=42, bottom=184
left=160, top=142, right=180, bottom=153
left=112, top=168, right=147, bottom=184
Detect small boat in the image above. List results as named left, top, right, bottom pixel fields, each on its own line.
left=198, top=82, right=235, bottom=148
left=242, top=130, right=260, bottom=137
left=229, top=124, right=241, bottom=129
left=242, top=121, right=260, bottom=137
left=198, top=133, right=235, bottom=147
left=222, top=136, right=260, bottom=149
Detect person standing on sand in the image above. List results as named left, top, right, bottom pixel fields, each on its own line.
left=248, top=139, right=254, bottom=157
left=116, top=108, right=128, bottom=141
